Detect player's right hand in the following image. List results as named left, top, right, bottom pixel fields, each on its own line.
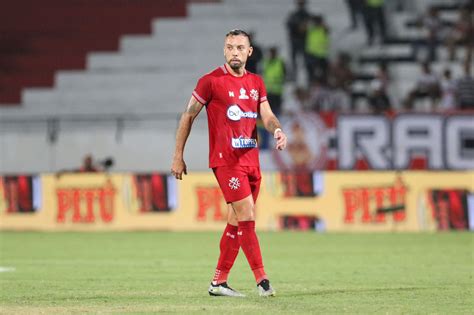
left=274, top=129, right=287, bottom=151
left=171, top=158, right=187, bottom=180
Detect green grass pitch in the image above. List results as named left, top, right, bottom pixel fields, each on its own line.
left=0, top=231, right=472, bottom=314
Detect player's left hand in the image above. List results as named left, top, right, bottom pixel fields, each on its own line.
left=274, top=129, right=287, bottom=151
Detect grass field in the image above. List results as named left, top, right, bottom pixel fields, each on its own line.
left=0, top=231, right=472, bottom=314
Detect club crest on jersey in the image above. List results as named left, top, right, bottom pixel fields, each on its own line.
left=228, top=177, right=241, bottom=190
left=227, top=104, right=257, bottom=121
left=231, top=136, right=258, bottom=148
left=239, top=88, right=249, bottom=99
left=250, top=89, right=259, bottom=101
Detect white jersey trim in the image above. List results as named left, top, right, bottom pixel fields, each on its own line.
left=192, top=91, right=207, bottom=105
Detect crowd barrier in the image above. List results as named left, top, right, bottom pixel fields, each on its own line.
left=1, top=171, right=473, bottom=232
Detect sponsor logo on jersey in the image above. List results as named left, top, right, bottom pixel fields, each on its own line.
left=250, top=89, right=259, bottom=101
left=227, top=104, right=257, bottom=121
left=239, top=88, right=249, bottom=99
left=228, top=177, right=241, bottom=190
left=231, top=136, right=258, bottom=148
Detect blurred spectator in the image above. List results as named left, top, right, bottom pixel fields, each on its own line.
left=367, top=63, right=391, bottom=113
left=79, top=154, right=99, bottom=172
left=412, top=6, right=448, bottom=62
left=445, top=8, right=473, bottom=61
left=263, top=47, right=286, bottom=116
left=246, top=31, right=263, bottom=74
left=287, top=121, right=315, bottom=171
left=286, top=0, right=311, bottom=80
left=309, top=79, right=334, bottom=111
left=393, top=0, right=408, bottom=12
left=283, top=86, right=310, bottom=115
left=56, top=154, right=114, bottom=176
left=439, top=69, right=457, bottom=111
left=455, top=61, right=474, bottom=109
left=326, top=53, right=354, bottom=112
left=305, top=15, right=330, bottom=82
left=344, top=0, right=365, bottom=30
left=331, top=87, right=352, bottom=112
left=364, top=0, right=387, bottom=45
left=79, top=154, right=114, bottom=172
left=404, top=62, right=440, bottom=110
left=328, top=52, right=354, bottom=92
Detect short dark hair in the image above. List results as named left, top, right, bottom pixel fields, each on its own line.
left=225, top=29, right=252, bottom=45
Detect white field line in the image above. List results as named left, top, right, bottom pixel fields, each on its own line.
left=0, top=266, right=15, bottom=273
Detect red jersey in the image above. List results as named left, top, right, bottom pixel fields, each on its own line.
left=192, top=64, right=268, bottom=168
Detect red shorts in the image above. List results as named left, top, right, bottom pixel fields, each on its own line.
left=212, top=165, right=261, bottom=203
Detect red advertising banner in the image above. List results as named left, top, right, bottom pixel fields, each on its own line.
left=132, top=173, right=177, bottom=213
left=0, top=175, right=40, bottom=213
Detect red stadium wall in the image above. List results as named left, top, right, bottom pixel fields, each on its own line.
left=0, top=0, right=187, bottom=104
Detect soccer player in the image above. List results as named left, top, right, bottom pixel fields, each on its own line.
left=171, top=29, right=287, bottom=297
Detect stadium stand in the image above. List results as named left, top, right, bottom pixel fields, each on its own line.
left=0, top=0, right=187, bottom=104
left=0, top=0, right=472, bottom=173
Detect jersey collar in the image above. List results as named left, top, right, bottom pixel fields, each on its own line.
left=222, top=63, right=247, bottom=78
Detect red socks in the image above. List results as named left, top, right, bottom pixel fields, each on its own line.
left=212, top=221, right=268, bottom=285
left=212, top=223, right=240, bottom=284
left=238, top=220, right=267, bottom=283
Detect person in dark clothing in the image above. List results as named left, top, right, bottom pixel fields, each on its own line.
left=246, top=32, right=263, bottom=74
left=363, top=0, right=387, bottom=45
left=286, top=0, right=311, bottom=80
left=412, top=6, right=445, bottom=62
left=368, top=63, right=391, bottom=113
left=345, top=0, right=365, bottom=30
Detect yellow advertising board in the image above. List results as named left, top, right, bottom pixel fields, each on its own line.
left=0, top=171, right=472, bottom=232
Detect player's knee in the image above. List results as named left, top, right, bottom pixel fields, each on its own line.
left=234, top=205, right=255, bottom=221
left=238, top=213, right=255, bottom=221
left=227, top=212, right=239, bottom=225
left=231, top=195, right=255, bottom=221
left=238, top=212, right=255, bottom=221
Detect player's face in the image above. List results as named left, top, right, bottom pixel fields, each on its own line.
left=224, top=35, right=253, bottom=71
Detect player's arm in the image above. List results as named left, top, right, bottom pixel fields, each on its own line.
left=259, top=100, right=287, bottom=151
left=171, top=96, right=204, bottom=179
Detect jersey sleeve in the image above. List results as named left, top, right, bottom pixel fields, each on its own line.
left=192, top=75, right=212, bottom=105
left=258, top=76, right=268, bottom=104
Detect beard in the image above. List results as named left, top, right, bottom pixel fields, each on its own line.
left=228, top=59, right=243, bottom=70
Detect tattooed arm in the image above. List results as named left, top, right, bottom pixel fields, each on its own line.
left=260, top=101, right=287, bottom=150
left=171, top=96, right=204, bottom=179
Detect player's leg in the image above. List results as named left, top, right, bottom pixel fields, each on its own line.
left=208, top=205, right=245, bottom=297
left=211, top=205, right=239, bottom=285
left=232, top=196, right=261, bottom=279
left=209, top=167, right=246, bottom=297
left=232, top=194, right=275, bottom=296
left=248, top=166, right=275, bottom=296
left=210, top=166, right=274, bottom=296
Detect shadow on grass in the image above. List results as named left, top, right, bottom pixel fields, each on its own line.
left=282, top=286, right=431, bottom=297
